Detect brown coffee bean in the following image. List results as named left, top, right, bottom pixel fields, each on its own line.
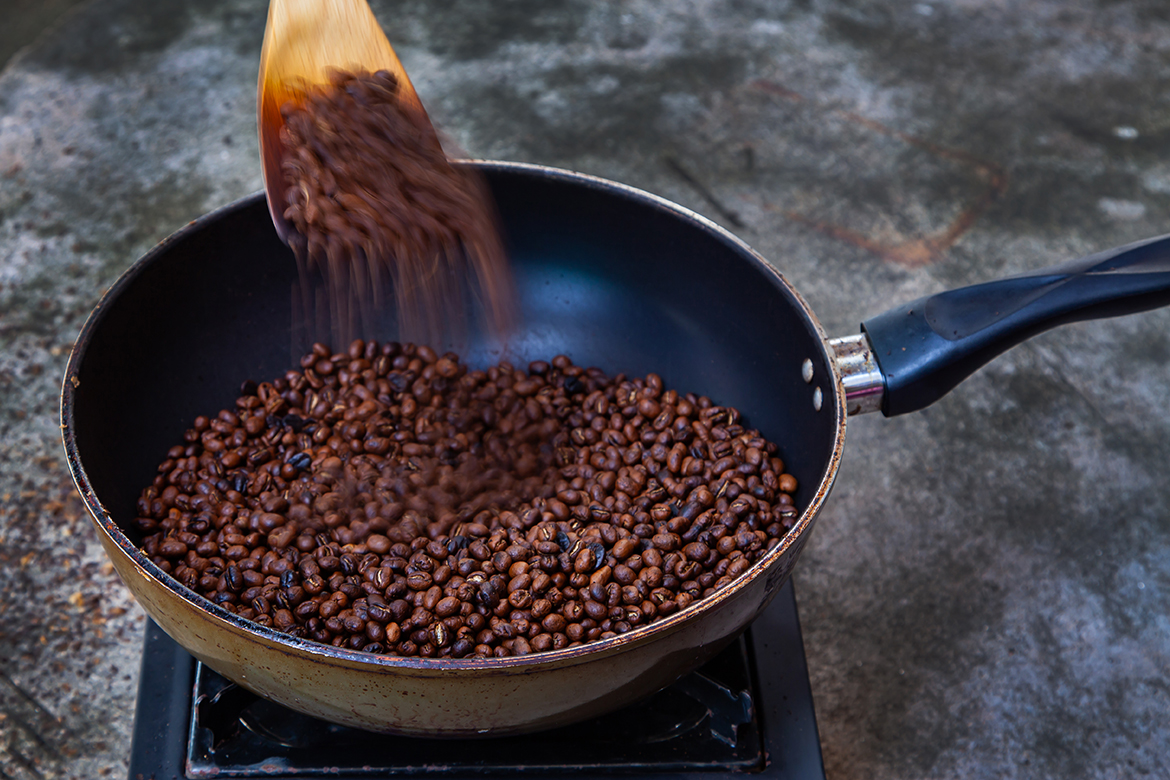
left=584, top=600, right=607, bottom=620
left=274, top=609, right=296, bottom=631
left=539, top=613, right=566, bottom=633
left=650, top=533, right=679, bottom=552
left=435, top=596, right=460, bottom=618
left=572, top=546, right=596, bottom=574
left=612, top=538, right=640, bottom=559
left=727, top=558, right=752, bottom=578
left=406, top=572, right=433, bottom=591
left=508, top=588, right=534, bottom=609
left=422, top=586, right=443, bottom=611
left=158, top=538, right=188, bottom=559
left=612, top=564, right=636, bottom=586
left=429, top=622, right=450, bottom=648
left=508, top=572, right=532, bottom=593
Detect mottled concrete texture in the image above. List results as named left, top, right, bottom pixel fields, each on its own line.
left=2, top=0, right=1169, bottom=778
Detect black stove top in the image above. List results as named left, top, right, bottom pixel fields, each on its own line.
left=128, top=580, right=824, bottom=780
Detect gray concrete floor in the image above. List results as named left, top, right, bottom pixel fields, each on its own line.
left=2, top=0, right=1169, bottom=777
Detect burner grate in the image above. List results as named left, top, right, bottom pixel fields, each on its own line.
left=188, top=637, right=761, bottom=776
left=129, top=580, right=824, bottom=780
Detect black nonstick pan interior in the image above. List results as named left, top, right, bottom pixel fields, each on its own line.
left=69, top=162, right=842, bottom=549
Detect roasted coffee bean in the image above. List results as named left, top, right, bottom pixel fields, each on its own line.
left=612, top=538, right=640, bottom=560
left=572, top=546, right=597, bottom=574
left=137, top=345, right=797, bottom=658
left=508, top=589, right=533, bottom=609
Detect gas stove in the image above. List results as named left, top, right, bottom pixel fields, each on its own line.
left=127, top=580, right=824, bottom=779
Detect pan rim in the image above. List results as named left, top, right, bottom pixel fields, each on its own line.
left=60, top=159, right=848, bottom=675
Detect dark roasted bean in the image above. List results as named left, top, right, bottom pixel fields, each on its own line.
left=287, top=451, right=312, bottom=471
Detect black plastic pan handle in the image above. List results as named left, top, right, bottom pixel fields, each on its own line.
left=860, top=233, right=1170, bottom=417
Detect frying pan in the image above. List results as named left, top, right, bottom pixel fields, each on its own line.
left=61, top=161, right=1170, bottom=737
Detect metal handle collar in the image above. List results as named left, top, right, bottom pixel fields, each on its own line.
left=828, top=334, right=884, bottom=416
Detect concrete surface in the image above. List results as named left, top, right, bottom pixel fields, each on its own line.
left=1, top=0, right=1169, bottom=777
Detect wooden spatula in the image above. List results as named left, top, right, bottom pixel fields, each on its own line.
left=256, top=0, right=513, bottom=345
left=257, top=0, right=426, bottom=242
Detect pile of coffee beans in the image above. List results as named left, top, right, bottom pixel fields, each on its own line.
left=278, top=69, right=514, bottom=346
left=135, top=341, right=799, bottom=659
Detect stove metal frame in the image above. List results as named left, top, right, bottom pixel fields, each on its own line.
left=128, top=580, right=824, bottom=780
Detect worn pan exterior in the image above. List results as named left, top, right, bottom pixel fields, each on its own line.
left=62, top=161, right=846, bottom=736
